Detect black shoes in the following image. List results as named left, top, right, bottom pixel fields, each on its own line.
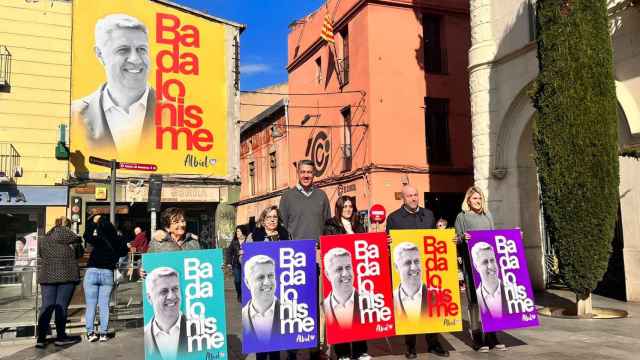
left=404, top=350, right=417, bottom=359
left=54, top=336, right=81, bottom=346
left=428, top=344, right=450, bottom=357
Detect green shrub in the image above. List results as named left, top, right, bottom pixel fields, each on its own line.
left=531, top=0, right=619, bottom=300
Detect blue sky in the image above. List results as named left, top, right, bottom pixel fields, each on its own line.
left=174, top=0, right=325, bottom=91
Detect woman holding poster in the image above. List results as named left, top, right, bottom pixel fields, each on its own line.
left=454, top=186, right=505, bottom=352
left=323, top=196, right=370, bottom=360
left=245, top=206, right=291, bottom=360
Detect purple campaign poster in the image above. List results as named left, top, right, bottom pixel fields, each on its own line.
left=467, top=229, right=539, bottom=332
left=241, top=240, right=318, bottom=353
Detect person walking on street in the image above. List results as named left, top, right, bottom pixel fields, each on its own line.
left=245, top=206, right=291, bottom=360
left=227, top=225, right=247, bottom=303
left=83, top=214, right=128, bottom=342
left=454, top=186, right=506, bottom=353
left=35, top=217, right=84, bottom=348
left=279, top=159, right=331, bottom=360
left=386, top=185, right=450, bottom=358
left=323, top=195, right=371, bottom=360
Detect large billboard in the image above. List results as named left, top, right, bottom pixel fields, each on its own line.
left=70, top=0, right=229, bottom=176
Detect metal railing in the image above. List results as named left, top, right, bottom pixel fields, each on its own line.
left=0, top=143, right=20, bottom=183
left=0, top=45, right=11, bottom=92
left=0, top=255, right=145, bottom=341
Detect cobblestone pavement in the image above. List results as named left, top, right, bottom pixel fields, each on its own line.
left=1, top=274, right=638, bottom=360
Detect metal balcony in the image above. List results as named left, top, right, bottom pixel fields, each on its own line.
left=0, top=45, right=11, bottom=93
left=0, top=143, right=21, bottom=184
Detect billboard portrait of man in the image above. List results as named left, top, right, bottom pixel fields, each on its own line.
left=242, top=255, right=280, bottom=343
left=322, top=247, right=371, bottom=329
left=471, top=242, right=508, bottom=319
left=71, top=13, right=155, bottom=156
left=144, top=267, right=188, bottom=360
left=392, top=242, right=429, bottom=321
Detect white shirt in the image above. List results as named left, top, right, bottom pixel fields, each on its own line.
left=102, top=86, right=149, bottom=154
left=481, top=282, right=503, bottom=318
left=399, top=285, right=423, bottom=320
left=249, top=298, right=276, bottom=342
left=330, top=290, right=355, bottom=328
left=152, top=314, right=181, bottom=360
left=296, top=184, right=314, bottom=197
left=341, top=218, right=354, bottom=234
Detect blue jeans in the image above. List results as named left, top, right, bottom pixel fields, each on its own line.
left=83, top=268, right=114, bottom=334
left=38, top=282, right=76, bottom=341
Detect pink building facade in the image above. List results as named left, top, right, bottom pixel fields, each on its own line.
left=237, top=0, right=473, bottom=229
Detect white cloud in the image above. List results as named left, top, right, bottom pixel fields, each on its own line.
left=240, top=63, right=271, bottom=75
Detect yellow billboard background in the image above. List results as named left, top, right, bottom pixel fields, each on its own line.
left=390, top=229, right=462, bottom=334
left=70, top=0, right=228, bottom=176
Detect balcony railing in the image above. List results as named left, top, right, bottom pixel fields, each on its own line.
left=0, top=45, right=11, bottom=92
left=0, top=143, right=20, bottom=184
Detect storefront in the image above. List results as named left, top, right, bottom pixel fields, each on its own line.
left=69, top=183, right=238, bottom=249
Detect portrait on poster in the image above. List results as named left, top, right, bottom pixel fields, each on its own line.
left=241, top=240, right=318, bottom=354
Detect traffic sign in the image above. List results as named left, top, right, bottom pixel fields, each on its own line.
left=369, top=204, right=387, bottom=223
left=119, top=162, right=158, bottom=172
left=88, top=156, right=112, bottom=168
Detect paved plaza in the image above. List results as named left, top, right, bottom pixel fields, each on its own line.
left=0, top=274, right=638, bottom=360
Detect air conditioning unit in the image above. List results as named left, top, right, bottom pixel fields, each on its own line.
left=14, top=166, right=23, bottom=177
left=0, top=171, right=9, bottom=184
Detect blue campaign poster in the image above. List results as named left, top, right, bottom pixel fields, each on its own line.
left=241, top=240, right=318, bottom=353
left=143, top=249, right=227, bottom=360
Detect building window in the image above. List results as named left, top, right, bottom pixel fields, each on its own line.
left=423, top=15, right=446, bottom=74
left=0, top=45, right=11, bottom=93
left=528, top=0, right=537, bottom=42
left=339, top=27, right=349, bottom=86
left=424, top=98, right=450, bottom=164
left=249, top=161, right=256, bottom=195
left=269, top=152, right=277, bottom=191
left=315, top=57, right=322, bottom=84
left=341, top=107, right=352, bottom=172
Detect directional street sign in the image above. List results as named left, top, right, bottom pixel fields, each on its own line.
left=119, top=162, right=158, bottom=172
left=88, top=156, right=112, bottom=168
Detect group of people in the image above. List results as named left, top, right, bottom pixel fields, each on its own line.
left=227, top=159, right=506, bottom=360
left=34, top=207, right=199, bottom=349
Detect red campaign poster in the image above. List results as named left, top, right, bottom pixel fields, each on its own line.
left=320, top=232, right=395, bottom=344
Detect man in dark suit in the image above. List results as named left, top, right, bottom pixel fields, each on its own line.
left=392, top=242, right=431, bottom=320
left=470, top=242, right=508, bottom=318
left=71, top=13, right=154, bottom=157
left=386, top=185, right=449, bottom=358
left=242, top=255, right=279, bottom=343
left=144, top=267, right=188, bottom=360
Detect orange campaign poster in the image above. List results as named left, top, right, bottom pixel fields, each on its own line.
left=389, top=229, right=462, bottom=335
left=70, top=0, right=229, bottom=176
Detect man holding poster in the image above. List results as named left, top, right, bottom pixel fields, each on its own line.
left=386, top=185, right=450, bottom=359
left=71, top=13, right=155, bottom=156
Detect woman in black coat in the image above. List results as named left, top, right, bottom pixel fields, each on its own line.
left=323, top=195, right=369, bottom=360
left=226, top=225, right=247, bottom=302
left=36, top=217, right=83, bottom=348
